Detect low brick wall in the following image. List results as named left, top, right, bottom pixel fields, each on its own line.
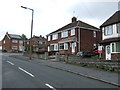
left=56, top=53, right=120, bottom=72
left=24, top=52, right=48, bottom=60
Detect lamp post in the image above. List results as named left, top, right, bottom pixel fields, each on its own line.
left=21, top=6, right=34, bottom=60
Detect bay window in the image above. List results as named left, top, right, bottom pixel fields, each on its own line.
left=117, top=23, right=120, bottom=33
left=112, top=42, right=120, bottom=53
left=104, top=25, right=113, bottom=35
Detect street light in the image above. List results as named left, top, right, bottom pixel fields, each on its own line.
left=21, top=6, right=34, bottom=60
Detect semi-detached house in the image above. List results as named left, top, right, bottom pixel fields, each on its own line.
left=46, top=17, right=100, bottom=55
left=100, top=10, right=120, bottom=60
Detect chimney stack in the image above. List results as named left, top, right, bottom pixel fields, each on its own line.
left=72, top=17, right=77, bottom=23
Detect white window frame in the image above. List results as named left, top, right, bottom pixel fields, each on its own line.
left=93, top=31, right=96, bottom=37
left=54, top=44, right=58, bottom=51
left=52, top=34, right=58, bottom=40
left=104, top=25, right=113, bottom=35
left=19, top=40, right=23, bottom=44
left=111, top=42, right=120, bottom=53
left=64, top=43, right=68, bottom=50
left=61, top=31, right=68, bottom=38
left=48, top=36, right=51, bottom=41
left=71, top=29, right=75, bottom=36
left=59, top=43, right=64, bottom=50
left=117, top=23, right=120, bottom=33
left=12, top=40, right=18, bottom=43
left=12, top=46, right=18, bottom=50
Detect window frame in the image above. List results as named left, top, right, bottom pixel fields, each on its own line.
left=52, top=34, right=58, bottom=40
left=12, top=39, right=18, bottom=43
left=93, top=31, right=96, bottom=37
left=104, top=25, right=113, bottom=35
left=117, top=23, right=120, bottom=33
left=111, top=42, right=120, bottom=53
left=48, top=36, right=51, bottom=41
left=61, top=31, right=68, bottom=38
left=71, top=29, right=75, bottom=36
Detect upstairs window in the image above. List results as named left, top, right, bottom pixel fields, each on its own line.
left=71, top=29, right=75, bottom=36
left=19, top=40, right=23, bottom=44
left=61, top=31, right=68, bottom=38
left=48, top=36, right=51, bottom=41
left=93, top=31, right=96, bottom=37
left=52, top=34, right=58, bottom=40
left=12, top=40, right=18, bottom=43
left=117, top=23, right=120, bottom=33
left=104, top=25, right=113, bottom=35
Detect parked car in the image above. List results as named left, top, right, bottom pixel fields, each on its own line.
left=76, top=51, right=95, bottom=58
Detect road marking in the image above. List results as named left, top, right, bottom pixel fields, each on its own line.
left=18, top=67, right=34, bottom=77
left=6, top=61, right=14, bottom=65
left=45, top=84, right=56, bottom=90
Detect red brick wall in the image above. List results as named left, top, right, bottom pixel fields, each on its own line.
left=80, top=29, right=99, bottom=52
left=2, top=35, right=11, bottom=51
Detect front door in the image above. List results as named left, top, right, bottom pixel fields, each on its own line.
left=72, top=42, right=76, bottom=54
left=106, top=45, right=111, bottom=60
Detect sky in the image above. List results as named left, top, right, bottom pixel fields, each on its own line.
left=0, top=0, right=119, bottom=40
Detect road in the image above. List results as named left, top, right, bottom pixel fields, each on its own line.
left=2, top=53, right=119, bottom=89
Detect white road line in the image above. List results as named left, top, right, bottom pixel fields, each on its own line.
left=6, top=61, right=14, bottom=65
left=18, top=67, right=35, bottom=77
left=45, top=84, right=56, bottom=90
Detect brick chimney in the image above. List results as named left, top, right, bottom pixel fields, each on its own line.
left=72, top=17, right=77, bottom=23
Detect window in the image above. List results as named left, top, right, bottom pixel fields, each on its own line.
left=104, top=25, right=113, bottom=35
left=117, top=23, right=120, bottom=33
left=112, top=42, right=120, bottom=53
left=64, top=43, right=68, bottom=50
left=48, top=36, right=51, bottom=41
left=59, top=43, right=68, bottom=50
left=52, top=34, right=58, bottom=40
left=93, top=31, right=96, bottom=37
left=12, top=40, right=18, bottom=43
left=3, top=40, right=5, bottom=44
left=19, top=40, right=23, bottom=44
left=54, top=44, right=58, bottom=51
left=61, top=31, right=68, bottom=38
left=59, top=43, right=64, bottom=50
left=39, top=41, right=42, bottom=44
left=71, top=29, right=75, bottom=36
left=12, top=46, right=18, bottom=50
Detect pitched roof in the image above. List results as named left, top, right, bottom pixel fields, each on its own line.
left=101, top=10, right=120, bottom=27
left=8, top=34, right=22, bottom=39
left=47, top=19, right=99, bottom=35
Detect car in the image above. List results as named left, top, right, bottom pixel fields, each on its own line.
left=76, top=51, right=95, bottom=58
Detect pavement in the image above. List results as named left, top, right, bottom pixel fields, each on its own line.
left=10, top=54, right=120, bottom=87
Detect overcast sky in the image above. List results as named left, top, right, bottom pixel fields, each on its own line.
left=0, top=0, right=119, bottom=40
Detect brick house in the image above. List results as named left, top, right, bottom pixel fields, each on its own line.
left=100, top=10, right=120, bottom=60
left=2, top=32, right=24, bottom=52
left=25, top=35, right=47, bottom=53
left=46, top=17, right=100, bottom=55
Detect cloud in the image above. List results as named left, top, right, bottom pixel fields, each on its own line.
left=0, top=0, right=119, bottom=40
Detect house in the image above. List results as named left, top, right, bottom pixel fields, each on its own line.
left=2, top=32, right=24, bottom=52
left=25, top=35, right=47, bottom=53
left=46, top=17, right=100, bottom=55
left=100, top=10, right=120, bottom=60
left=0, top=41, right=2, bottom=51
